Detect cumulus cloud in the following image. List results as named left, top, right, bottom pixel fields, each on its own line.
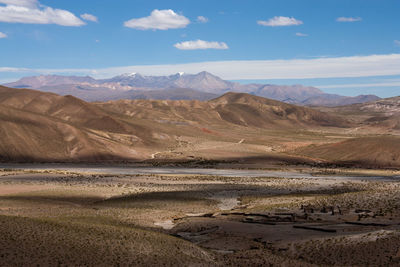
left=196, top=16, right=208, bottom=23
left=295, top=32, right=308, bottom=37
left=0, top=0, right=85, bottom=26
left=174, top=40, right=228, bottom=50
left=0, top=32, right=7, bottom=38
left=124, top=9, right=190, bottom=30
left=336, top=17, right=362, bottom=22
left=258, top=16, right=303, bottom=27
left=80, top=13, right=98, bottom=22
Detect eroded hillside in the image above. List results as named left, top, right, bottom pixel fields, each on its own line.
left=1, top=86, right=399, bottom=167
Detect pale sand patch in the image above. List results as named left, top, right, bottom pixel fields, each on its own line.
left=209, top=191, right=240, bottom=210
left=0, top=184, right=53, bottom=196
left=154, top=220, right=175, bottom=230
left=345, top=230, right=396, bottom=243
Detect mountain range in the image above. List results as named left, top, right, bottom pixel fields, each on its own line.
left=4, top=72, right=380, bottom=106
left=0, top=85, right=347, bottom=162
left=1, top=84, right=399, bottom=167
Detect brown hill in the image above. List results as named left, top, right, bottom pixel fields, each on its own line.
left=295, top=136, right=400, bottom=168
left=0, top=86, right=350, bottom=163
left=316, top=96, right=400, bottom=132
left=357, top=96, right=400, bottom=130
left=0, top=86, right=158, bottom=162
left=100, top=92, right=348, bottom=129
left=208, top=93, right=348, bottom=128
left=0, top=86, right=127, bottom=133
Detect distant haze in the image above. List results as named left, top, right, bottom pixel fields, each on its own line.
left=4, top=71, right=380, bottom=106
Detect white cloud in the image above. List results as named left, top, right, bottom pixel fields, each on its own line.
left=174, top=40, right=228, bottom=50
left=295, top=32, right=308, bottom=37
left=319, top=81, right=400, bottom=89
left=86, top=54, right=400, bottom=79
left=0, top=32, right=7, bottom=38
left=2, top=54, right=400, bottom=81
left=258, top=16, right=303, bottom=27
left=197, top=16, right=208, bottom=23
left=336, top=17, right=362, bottom=22
left=0, top=0, right=37, bottom=8
left=0, top=0, right=85, bottom=26
left=395, top=40, right=400, bottom=47
left=0, top=67, right=30, bottom=72
left=124, top=9, right=190, bottom=30
left=80, top=13, right=98, bottom=22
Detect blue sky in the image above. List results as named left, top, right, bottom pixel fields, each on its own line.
left=0, top=0, right=399, bottom=97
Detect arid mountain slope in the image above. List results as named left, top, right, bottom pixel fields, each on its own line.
left=0, top=86, right=127, bottom=133
left=98, top=92, right=348, bottom=129
left=356, top=97, right=400, bottom=131
left=251, top=84, right=323, bottom=103
left=3, top=86, right=399, bottom=168
left=316, top=96, right=400, bottom=132
left=0, top=86, right=158, bottom=162
left=359, top=96, right=400, bottom=114
left=209, top=93, right=347, bottom=128
left=120, top=87, right=218, bottom=101
left=295, top=136, right=400, bottom=167
left=0, top=86, right=350, bottom=163
left=30, top=85, right=218, bottom=102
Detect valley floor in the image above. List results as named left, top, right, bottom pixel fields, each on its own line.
left=0, top=166, right=400, bottom=266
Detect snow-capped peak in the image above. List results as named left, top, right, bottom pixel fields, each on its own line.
left=178, top=72, right=185, bottom=76
left=121, top=72, right=137, bottom=77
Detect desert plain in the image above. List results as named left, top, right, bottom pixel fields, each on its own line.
left=0, top=164, right=399, bottom=266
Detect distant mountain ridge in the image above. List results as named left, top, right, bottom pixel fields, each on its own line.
left=4, top=72, right=380, bottom=106
left=302, top=94, right=380, bottom=106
